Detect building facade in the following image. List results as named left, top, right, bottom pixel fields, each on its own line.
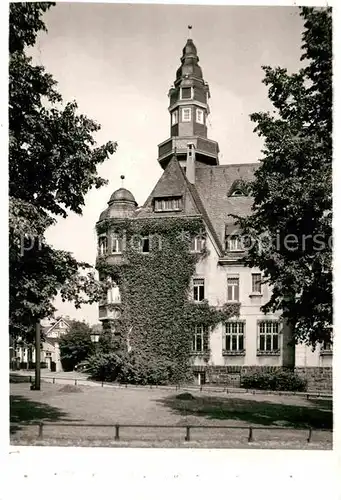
left=11, top=317, right=70, bottom=372
left=96, top=37, right=332, bottom=386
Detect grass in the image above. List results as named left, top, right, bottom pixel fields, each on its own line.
left=159, top=393, right=333, bottom=429
left=10, top=382, right=332, bottom=449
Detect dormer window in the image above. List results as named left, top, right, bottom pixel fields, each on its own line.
left=181, top=87, right=192, bottom=99
left=171, top=110, right=178, bottom=125
left=196, top=108, right=204, bottom=124
left=154, top=197, right=182, bottom=212
left=228, top=179, right=250, bottom=197
left=182, top=108, right=191, bottom=122
left=226, top=234, right=243, bottom=252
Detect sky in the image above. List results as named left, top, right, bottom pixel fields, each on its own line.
left=30, top=3, right=304, bottom=325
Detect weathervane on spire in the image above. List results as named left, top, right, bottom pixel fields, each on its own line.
left=188, top=25, right=192, bottom=39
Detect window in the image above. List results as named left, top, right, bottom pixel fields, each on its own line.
left=108, top=282, right=121, bottom=304
left=192, top=325, right=208, bottom=352
left=181, top=87, right=192, bottom=99
left=252, top=273, right=262, bottom=294
left=258, top=321, right=280, bottom=353
left=225, top=322, right=245, bottom=352
left=196, top=108, right=204, bottom=124
left=109, top=307, right=121, bottom=319
left=154, top=198, right=181, bottom=212
left=226, top=234, right=243, bottom=251
left=137, top=236, right=150, bottom=253
left=98, top=236, right=108, bottom=255
left=227, top=276, right=239, bottom=302
left=182, top=108, right=191, bottom=122
left=321, top=341, right=333, bottom=351
left=190, top=235, right=206, bottom=253
left=171, top=110, right=178, bottom=125
left=193, top=278, right=205, bottom=302
left=187, top=143, right=194, bottom=158
left=231, top=190, right=243, bottom=197
left=112, top=234, right=123, bottom=253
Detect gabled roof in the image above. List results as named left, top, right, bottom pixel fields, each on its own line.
left=44, top=317, right=70, bottom=337
left=137, top=156, right=201, bottom=219
left=137, top=158, right=258, bottom=255
left=195, top=163, right=258, bottom=244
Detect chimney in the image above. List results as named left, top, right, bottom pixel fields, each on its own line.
left=186, top=143, right=196, bottom=184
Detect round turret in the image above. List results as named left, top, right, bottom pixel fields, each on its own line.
left=98, top=183, right=137, bottom=221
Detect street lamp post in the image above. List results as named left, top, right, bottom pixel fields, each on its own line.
left=90, top=333, right=100, bottom=344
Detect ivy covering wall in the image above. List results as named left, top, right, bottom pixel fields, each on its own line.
left=96, top=217, right=239, bottom=383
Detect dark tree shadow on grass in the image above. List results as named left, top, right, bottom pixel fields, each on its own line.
left=10, top=395, right=81, bottom=434
left=158, top=394, right=332, bottom=430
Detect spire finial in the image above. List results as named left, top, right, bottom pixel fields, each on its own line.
left=188, top=25, right=192, bottom=39
left=120, top=174, right=125, bottom=187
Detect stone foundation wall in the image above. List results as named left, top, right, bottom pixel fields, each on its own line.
left=294, top=367, right=333, bottom=392
left=205, top=366, right=241, bottom=387
left=198, top=365, right=333, bottom=393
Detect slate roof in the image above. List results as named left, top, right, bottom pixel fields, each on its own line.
left=195, top=163, right=258, bottom=244
left=136, top=158, right=258, bottom=256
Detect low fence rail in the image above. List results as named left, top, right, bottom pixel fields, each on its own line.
left=10, top=373, right=333, bottom=400
left=10, top=422, right=332, bottom=444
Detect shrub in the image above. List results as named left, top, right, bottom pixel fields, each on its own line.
left=84, top=351, right=124, bottom=382
left=85, top=350, right=181, bottom=385
left=241, top=370, right=307, bottom=392
left=118, top=355, right=178, bottom=385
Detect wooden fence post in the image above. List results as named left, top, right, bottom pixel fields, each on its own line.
left=38, top=423, right=44, bottom=439
left=115, top=424, right=120, bottom=441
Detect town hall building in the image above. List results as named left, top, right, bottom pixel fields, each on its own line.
left=96, top=36, right=332, bottom=387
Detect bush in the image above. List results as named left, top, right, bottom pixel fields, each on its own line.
left=118, top=355, right=177, bottom=385
left=85, top=350, right=180, bottom=385
left=84, top=351, right=125, bottom=382
left=241, top=370, right=307, bottom=392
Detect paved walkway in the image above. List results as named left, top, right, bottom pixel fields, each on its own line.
left=10, top=370, right=332, bottom=398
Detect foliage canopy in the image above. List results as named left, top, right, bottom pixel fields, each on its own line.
left=237, top=7, right=332, bottom=346
left=9, top=2, right=116, bottom=338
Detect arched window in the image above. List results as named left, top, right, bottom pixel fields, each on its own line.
left=111, top=233, right=123, bottom=253
left=98, top=235, right=108, bottom=255
left=231, top=190, right=243, bottom=197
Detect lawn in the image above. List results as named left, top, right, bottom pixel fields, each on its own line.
left=10, top=381, right=332, bottom=449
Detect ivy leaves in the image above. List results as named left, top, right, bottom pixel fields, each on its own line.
left=97, top=219, right=239, bottom=382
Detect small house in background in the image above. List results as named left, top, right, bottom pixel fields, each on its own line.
left=11, top=316, right=71, bottom=372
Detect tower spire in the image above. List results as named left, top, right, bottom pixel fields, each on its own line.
left=157, top=34, right=219, bottom=169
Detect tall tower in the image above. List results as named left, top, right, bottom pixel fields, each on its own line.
left=157, top=32, right=219, bottom=169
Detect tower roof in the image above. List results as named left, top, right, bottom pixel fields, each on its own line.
left=176, top=38, right=203, bottom=81
left=108, top=188, right=136, bottom=205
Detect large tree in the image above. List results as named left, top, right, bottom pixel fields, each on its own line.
left=59, top=320, right=95, bottom=371
left=237, top=7, right=332, bottom=347
left=9, top=2, right=115, bottom=339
